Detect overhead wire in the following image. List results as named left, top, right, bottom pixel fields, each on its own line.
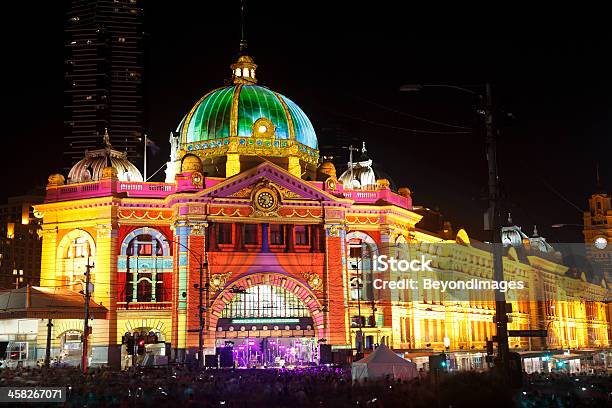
left=354, top=95, right=473, bottom=130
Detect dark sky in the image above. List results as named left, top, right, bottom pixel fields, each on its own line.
left=4, top=2, right=611, bottom=243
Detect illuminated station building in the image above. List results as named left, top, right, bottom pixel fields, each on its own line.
left=2, top=52, right=610, bottom=371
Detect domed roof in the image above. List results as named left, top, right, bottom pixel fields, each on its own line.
left=338, top=142, right=377, bottom=189
left=177, top=84, right=318, bottom=150
left=67, top=130, right=143, bottom=184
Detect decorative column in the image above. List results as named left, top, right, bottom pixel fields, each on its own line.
left=38, top=226, right=58, bottom=288
left=186, top=222, right=206, bottom=358
left=93, top=223, right=120, bottom=369
left=171, top=221, right=191, bottom=361
left=324, top=223, right=350, bottom=347
left=288, top=156, right=301, bottom=178
left=171, top=220, right=208, bottom=363
left=226, top=153, right=241, bottom=177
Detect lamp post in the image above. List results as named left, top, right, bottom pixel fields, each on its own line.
left=165, top=235, right=209, bottom=367
left=12, top=269, right=23, bottom=289
left=401, top=83, right=510, bottom=372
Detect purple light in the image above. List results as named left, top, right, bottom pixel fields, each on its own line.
left=248, top=341, right=255, bottom=346
left=238, top=346, right=244, bottom=350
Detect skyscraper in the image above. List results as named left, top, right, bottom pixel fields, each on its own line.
left=64, top=0, right=144, bottom=168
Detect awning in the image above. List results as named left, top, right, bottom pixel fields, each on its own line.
left=0, top=286, right=107, bottom=320
left=552, top=353, right=582, bottom=361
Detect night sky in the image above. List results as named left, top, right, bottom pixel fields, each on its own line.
left=4, top=2, right=611, bottom=243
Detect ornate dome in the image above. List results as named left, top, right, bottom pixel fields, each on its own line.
left=178, top=84, right=318, bottom=151
left=166, top=54, right=320, bottom=180
left=338, top=142, right=377, bottom=189
left=67, top=130, right=143, bottom=184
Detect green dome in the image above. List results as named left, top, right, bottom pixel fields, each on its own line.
left=178, top=85, right=318, bottom=150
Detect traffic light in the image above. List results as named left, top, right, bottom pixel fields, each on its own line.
left=137, top=339, right=146, bottom=355
left=127, top=336, right=135, bottom=355
left=429, top=353, right=448, bottom=371
left=486, top=340, right=494, bottom=356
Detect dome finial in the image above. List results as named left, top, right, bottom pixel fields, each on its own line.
left=533, top=225, right=538, bottom=237
left=239, top=0, right=248, bottom=54
left=231, top=0, right=257, bottom=84
left=102, top=127, right=111, bottom=149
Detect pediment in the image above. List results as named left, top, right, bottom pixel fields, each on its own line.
left=198, top=161, right=345, bottom=204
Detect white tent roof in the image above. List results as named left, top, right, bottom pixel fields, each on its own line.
left=351, top=344, right=418, bottom=382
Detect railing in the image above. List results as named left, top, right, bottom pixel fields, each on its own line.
left=343, top=189, right=412, bottom=209
left=117, top=301, right=172, bottom=310
left=46, top=180, right=176, bottom=202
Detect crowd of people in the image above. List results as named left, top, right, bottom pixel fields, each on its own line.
left=0, top=364, right=610, bottom=407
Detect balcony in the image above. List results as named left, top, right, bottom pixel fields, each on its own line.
left=45, top=180, right=176, bottom=202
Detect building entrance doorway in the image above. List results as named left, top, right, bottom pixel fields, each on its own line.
left=215, top=284, right=318, bottom=367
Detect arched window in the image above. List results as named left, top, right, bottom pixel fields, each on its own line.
left=346, top=231, right=377, bottom=301
left=68, top=237, right=91, bottom=258
left=221, top=285, right=310, bottom=318
left=235, top=68, right=242, bottom=77
left=243, top=68, right=250, bottom=77
left=118, top=228, right=172, bottom=304
left=57, top=230, right=96, bottom=291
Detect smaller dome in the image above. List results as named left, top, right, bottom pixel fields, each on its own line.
left=67, top=129, right=143, bottom=184
left=237, top=55, right=254, bottom=63
left=181, top=154, right=202, bottom=172
left=48, top=173, right=65, bottom=186
left=338, top=142, right=377, bottom=189
left=376, top=179, right=390, bottom=189
left=317, top=161, right=336, bottom=180
left=398, top=187, right=411, bottom=197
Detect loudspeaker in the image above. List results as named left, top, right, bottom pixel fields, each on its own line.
left=319, top=344, right=332, bottom=364
left=204, top=354, right=218, bottom=368
left=219, top=348, right=234, bottom=368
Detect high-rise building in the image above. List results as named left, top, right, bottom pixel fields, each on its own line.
left=0, top=195, right=44, bottom=289
left=64, top=0, right=144, bottom=168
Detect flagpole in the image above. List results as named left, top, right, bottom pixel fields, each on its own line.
left=144, top=134, right=147, bottom=181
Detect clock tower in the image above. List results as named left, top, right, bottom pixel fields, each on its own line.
left=583, top=188, right=612, bottom=284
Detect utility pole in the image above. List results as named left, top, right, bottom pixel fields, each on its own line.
left=485, top=82, right=510, bottom=372
left=82, top=259, right=94, bottom=374
left=44, top=319, right=53, bottom=368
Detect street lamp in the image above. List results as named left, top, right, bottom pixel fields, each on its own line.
left=401, top=82, right=511, bottom=372
left=164, top=236, right=209, bottom=367
left=12, top=269, right=23, bottom=289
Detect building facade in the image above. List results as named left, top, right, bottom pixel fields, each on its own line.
left=3, top=53, right=610, bottom=370
left=0, top=195, right=43, bottom=290
left=64, top=0, right=145, bottom=168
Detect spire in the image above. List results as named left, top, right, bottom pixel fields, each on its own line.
left=231, top=1, right=257, bottom=85
left=102, top=127, right=111, bottom=149
left=239, top=0, right=247, bottom=54
left=533, top=225, right=538, bottom=237
left=507, top=213, right=513, bottom=225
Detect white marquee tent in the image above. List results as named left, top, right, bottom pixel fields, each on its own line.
left=351, top=344, right=418, bottom=382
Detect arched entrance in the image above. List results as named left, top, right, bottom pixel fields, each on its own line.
left=57, top=330, right=84, bottom=366
left=209, top=273, right=324, bottom=368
